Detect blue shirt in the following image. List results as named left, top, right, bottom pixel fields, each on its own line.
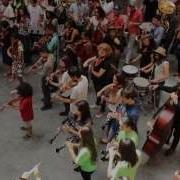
left=125, top=101, right=141, bottom=124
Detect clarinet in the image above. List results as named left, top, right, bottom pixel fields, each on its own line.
left=49, top=128, right=62, bottom=144
left=56, top=136, right=79, bottom=153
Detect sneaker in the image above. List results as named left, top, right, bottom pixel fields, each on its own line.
left=20, top=126, right=28, bottom=131
left=23, top=134, right=32, bottom=140
left=41, top=105, right=52, bottom=111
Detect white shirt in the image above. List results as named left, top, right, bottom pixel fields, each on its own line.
left=28, top=4, right=43, bottom=32
left=70, top=75, right=88, bottom=113
left=60, top=71, right=72, bottom=97
left=102, top=1, right=114, bottom=14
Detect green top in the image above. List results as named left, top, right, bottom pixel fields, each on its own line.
left=75, top=147, right=96, bottom=172
left=116, top=130, right=139, bottom=148
left=111, top=150, right=141, bottom=180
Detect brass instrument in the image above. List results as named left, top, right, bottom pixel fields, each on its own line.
left=158, top=0, right=176, bottom=15
left=158, top=0, right=176, bottom=32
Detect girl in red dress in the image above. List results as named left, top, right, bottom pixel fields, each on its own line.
left=17, top=82, right=34, bottom=139
left=1, top=81, right=34, bottom=139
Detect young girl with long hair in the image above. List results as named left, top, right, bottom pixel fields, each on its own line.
left=66, top=127, right=97, bottom=180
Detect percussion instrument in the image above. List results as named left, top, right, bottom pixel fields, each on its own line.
left=133, top=77, right=150, bottom=92
left=142, top=99, right=175, bottom=157
left=158, top=0, right=176, bottom=15
left=122, top=65, right=138, bottom=79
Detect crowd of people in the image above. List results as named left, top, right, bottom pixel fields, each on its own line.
left=0, top=0, right=180, bottom=179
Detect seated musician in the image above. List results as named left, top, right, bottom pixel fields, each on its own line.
left=130, top=34, right=155, bottom=79
left=100, top=86, right=140, bottom=144
left=141, top=47, right=169, bottom=106
left=107, top=139, right=141, bottom=180
left=96, top=73, right=125, bottom=118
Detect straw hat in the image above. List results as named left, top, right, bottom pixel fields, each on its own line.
left=154, top=47, right=167, bottom=57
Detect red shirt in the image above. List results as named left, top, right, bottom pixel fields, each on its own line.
left=107, top=12, right=125, bottom=29
left=20, top=96, right=34, bottom=122
left=128, top=7, right=143, bottom=35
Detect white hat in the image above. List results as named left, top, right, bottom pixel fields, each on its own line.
left=154, top=47, right=167, bottom=57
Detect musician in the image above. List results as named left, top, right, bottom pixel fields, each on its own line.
left=66, top=127, right=97, bottom=180
left=96, top=73, right=125, bottom=118
left=151, top=15, right=165, bottom=47
left=171, top=29, right=180, bottom=76
left=100, top=86, right=140, bottom=144
left=7, top=32, right=24, bottom=81
left=131, top=34, right=155, bottom=78
left=53, top=66, right=88, bottom=114
left=47, top=59, right=71, bottom=116
left=159, top=85, right=180, bottom=156
left=84, top=43, right=114, bottom=106
left=28, top=47, right=55, bottom=110
left=101, top=120, right=138, bottom=161
left=1, top=82, right=34, bottom=139
left=141, top=47, right=169, bottom=106
left=107, top=139, right=141, bottom=180
left=46, top=24, right=60, bottom=70
left=62, top=100, right=93, bottom=137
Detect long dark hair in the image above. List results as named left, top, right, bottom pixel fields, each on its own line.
left=76, top=100, right=92, bottom=124
left=80, top=128, right=97, bottom=162
left=118, top=139, right=138, bottom=167
left=123, top=120, right=137, bottom=132
left=16, top=82, right=33, bottom=97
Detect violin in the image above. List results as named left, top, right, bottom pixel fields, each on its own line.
left=142, top=98, right=175, bottom=157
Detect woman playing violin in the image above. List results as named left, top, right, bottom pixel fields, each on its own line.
left=84, top=43, right=114, bottom=106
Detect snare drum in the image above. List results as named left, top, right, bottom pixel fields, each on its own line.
left=122, top=65, right=138, bottom=79
left=133, top=77, right=150, bottom=91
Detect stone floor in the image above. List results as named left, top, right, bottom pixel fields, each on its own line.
left=0, top=54, right=180, bottom=180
